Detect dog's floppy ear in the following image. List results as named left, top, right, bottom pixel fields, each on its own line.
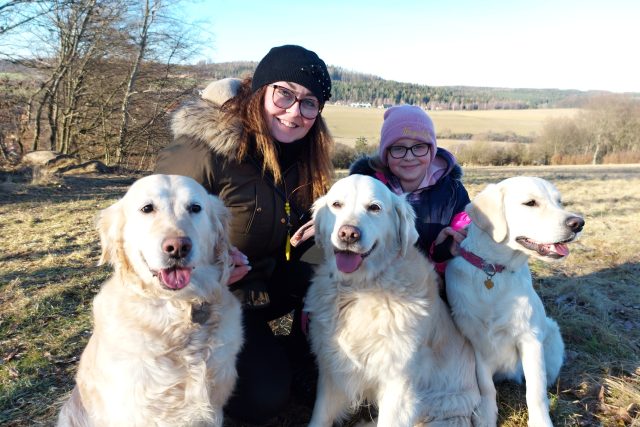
left=393, top=193, right=418, bottom=257
left=311, top=194, right=329, bottom=249
left=208, top=194, right=232, bottom=283
left=466, top=183, right=508, bottom=242
left=96, top=200, right=123, bottom=266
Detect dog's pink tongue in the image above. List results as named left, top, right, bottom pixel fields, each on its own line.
left=335, top=252, right=362, bottom=273
left=159, top=267, right=192, bottom=290
left=553, top=243, right=570, bottom=257
left=540, top=242, right=570, bottom=257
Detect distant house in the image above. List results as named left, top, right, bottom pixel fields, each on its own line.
left=349, top=102, right=372, bottom=108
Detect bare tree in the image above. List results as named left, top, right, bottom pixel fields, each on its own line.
left=17, top=0, right=103, bottom=152
left=3, top=0, right=206, bottom=168
left=111, top=0, right=203, bottom=168
left=579, top=95, right=640, bottom=164
left=0, top=0, right=59, bottom=36
left=114, top=0, right=158, bottom=164
left=537, top=95, right=640, bottom=164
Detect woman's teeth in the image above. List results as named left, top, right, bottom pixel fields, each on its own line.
left=278, top=118, right=297, bottom=128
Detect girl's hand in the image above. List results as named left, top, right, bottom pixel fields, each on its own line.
left=227, top=246, right=250, bottom=285
left=434, top=227, right=468, bottom=257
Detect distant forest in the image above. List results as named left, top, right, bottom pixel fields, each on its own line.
left=1, top=58, right=632, bottom=112
left=186, top=61, right=625, bottom=110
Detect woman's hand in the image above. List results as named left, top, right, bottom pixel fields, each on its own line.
left=434, top=226, right=468, bottom=257
left=227, top=246, right=250, bottom=286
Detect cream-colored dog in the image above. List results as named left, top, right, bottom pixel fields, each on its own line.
left=57, top=174, right=243, bottom=427
left=446, top=176, right=585, bottom=427
left=305, top=175, right=493, bottom=427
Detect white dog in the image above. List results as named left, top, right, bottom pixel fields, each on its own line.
left=446, top=176, right=585, bottom=427
left=57, top=174, right=243, bottom=427
left=305, top=175, right=493, bottom=427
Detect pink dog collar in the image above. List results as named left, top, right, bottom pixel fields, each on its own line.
left=458, top=247, right=505, bottom=289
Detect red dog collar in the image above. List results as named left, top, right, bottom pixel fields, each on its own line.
left=458, top=247, right=506, bottom=289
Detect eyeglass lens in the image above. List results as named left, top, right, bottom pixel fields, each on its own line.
left=271, top=85, right=320, bottom=119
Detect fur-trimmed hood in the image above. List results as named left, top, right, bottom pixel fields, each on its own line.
left=171, top=78, right=244, bottom=160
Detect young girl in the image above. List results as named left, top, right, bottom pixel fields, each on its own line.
left=350, top=104, right=470, bottom=267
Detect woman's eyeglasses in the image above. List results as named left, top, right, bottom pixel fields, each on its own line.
left=388, top=143, right=431, bottom=159
left=270, top=85, right=321, bottom=119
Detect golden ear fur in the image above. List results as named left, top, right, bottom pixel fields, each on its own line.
left=311, top=194, right=329, bottom=249
left=466, top=183, right=508, bottom=243
left=393, top=193, right=419, bottom=257
left=96, top=201, right=123, bottom=266
left=209, top=195, right=232, bottom=282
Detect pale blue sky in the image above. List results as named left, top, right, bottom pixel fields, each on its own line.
left=185, top=0, right=640, bottom=93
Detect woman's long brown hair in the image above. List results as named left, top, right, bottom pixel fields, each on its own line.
left=220, top=78, right=334, bottom=209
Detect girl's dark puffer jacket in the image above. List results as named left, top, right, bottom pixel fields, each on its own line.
left=349, top=147, right=470, bottom=262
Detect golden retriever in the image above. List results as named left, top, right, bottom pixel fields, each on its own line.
left=57, top=174, right=243, bottom=427
left=446, top=176, right=585, bottom=427
left=305, top=175, right=494, bottom=427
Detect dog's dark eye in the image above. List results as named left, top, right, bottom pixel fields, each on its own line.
left=141, top=204, right=154, bottom=213
left=331, top=201, right=343, bottom=209
left=523, top=200, right=537, bottom=207
left=368, top=203, right=381, bottom=212
left=188, top=203, right=202, bottom=214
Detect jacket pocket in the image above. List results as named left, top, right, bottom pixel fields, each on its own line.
left=226, top=184, right=258, bottom=235
left=243, top=188, right=258, bottom=234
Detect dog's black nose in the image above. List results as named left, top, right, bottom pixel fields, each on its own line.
left=338, top=225, right=361, bottom=244
left=162, top=237, right=192, bottom=259
left=566, top=216, right=585, bottom=233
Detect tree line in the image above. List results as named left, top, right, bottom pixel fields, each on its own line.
left=188, top=62, right=615, bottom=110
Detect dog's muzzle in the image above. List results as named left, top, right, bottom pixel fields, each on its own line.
left=333, top=242, right=377, bottom=274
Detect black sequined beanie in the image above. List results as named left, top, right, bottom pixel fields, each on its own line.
left=251, top=45, right=332, bottom=103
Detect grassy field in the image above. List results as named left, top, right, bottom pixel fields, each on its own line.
left=322, top=105, right=578, bottom=149
left=1, top=164, right=639, bottom=426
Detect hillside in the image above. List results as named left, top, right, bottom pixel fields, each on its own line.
left=2, top=59, right=634, bottom=111
left=186, top=61, right=629, bottom=110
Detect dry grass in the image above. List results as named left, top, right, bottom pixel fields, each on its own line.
left=462, top=165, right=640, bottom=426
left=1, top=165, right=639, bottom=426
left=322, top=106, right=578, bottom=147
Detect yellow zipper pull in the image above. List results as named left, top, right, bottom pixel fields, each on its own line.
left=285, top=201, right=291, bottom=261
left=285, top=233, right=291, bottom=261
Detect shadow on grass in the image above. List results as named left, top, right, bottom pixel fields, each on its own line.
left=0, top=258, right=100, bottom=294
left=0, top=174, right=140, bottom=205
left=0, top=241, right=99, bottom=266
left=463, top=164, right=640, bottom=187
left=0, top=327, right=94, bottom=426
left=1, top=281, right=100, bottom=426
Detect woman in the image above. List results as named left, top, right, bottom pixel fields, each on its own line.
left=350, top=104, right=470, bottom=268
left=155, top=44, right=333, bottom=423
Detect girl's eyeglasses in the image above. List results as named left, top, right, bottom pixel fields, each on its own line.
left=388, top=143, right=431, bottom=159
left=270, top=85, right=321, bottom=119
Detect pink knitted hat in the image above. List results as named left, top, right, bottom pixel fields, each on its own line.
left=379, top=105, right=437, bottom=165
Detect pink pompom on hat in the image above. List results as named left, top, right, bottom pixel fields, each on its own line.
left=379, top=105, right=437, bottom=165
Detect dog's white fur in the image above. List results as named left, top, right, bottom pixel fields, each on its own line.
left=305, top=175, right=493, bottom=427
left=57, top=174, right=243, bottom=427
left=446, top=176, right=584, bottom=427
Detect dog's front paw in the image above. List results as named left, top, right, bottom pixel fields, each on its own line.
left=472, top=395, right=497, bottom=427
left=527, top=412, right=553, bottom=427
